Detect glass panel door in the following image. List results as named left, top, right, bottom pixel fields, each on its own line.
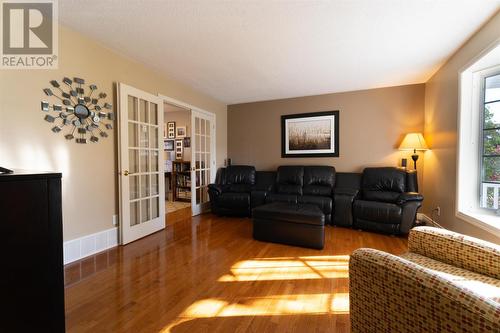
left=191, top=110, right=215, bottom=215
left=119, top=83, right=165, bottom=244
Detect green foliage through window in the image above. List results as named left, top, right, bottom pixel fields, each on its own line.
left=481, top=73, right=500, bottom=210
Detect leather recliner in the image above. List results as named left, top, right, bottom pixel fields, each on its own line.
left=208, top=165, right=256, bottom=216
left=353, top=167, right=423, bottom=235
left=267, top=166, right=335, bottom=224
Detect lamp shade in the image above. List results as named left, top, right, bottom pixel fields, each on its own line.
left=399, top=133, right=428, bottom=151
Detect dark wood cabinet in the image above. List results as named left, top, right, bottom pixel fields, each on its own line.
left=0, top=171, right=65, bottom=332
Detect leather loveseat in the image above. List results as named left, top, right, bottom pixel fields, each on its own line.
left=208, top=165, right=423, bottom=235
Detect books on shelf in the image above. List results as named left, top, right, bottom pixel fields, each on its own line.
left=176, top=175, right=191, bottom=188
left=173, top=161, right=190, bottom=173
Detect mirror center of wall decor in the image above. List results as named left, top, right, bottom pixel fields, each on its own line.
left=74, top=104, right=90, bottom=120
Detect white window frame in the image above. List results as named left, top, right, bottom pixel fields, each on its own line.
left=457, top=39, right=500, bottom=237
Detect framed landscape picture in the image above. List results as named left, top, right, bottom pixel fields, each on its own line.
left=281, top=111, right=339, bottom=157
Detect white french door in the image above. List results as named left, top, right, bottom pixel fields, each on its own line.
left=191, top=110, right=216, bottom=215
left=118, top=83, right=165, bottom=244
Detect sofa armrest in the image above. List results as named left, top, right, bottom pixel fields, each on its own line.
left=349, top=248, right=500, bottom=333
left=208, top=183, right=223, bottom=195
left=408, top=227, right=500, bottom=279
left=333, top=188, right=359, bottom=227
left=396, top=192, right=423, bottom=205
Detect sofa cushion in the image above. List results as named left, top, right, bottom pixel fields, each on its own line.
left=276, top=166, right=304, bottom=195
left=362, top=167, right=407, bottom=203
left=252, top=202, right=325, bottom=226
left=303, top=185, right=332, bottom=197
left=225, top=165, right=256, bottom=185
left=353, top=200, right=402, bottom=224
left=363, top=190, right=400, bottom=203
left=298, top=195, right=333, bottom=215
left=302, top=166, right=335, bottom=196
left=362, top=167, right=406, bottom=192
left=225, top=184, right=252, bottom=193
left=276, top=184, right=302, bottom=195
left=217, top=192, right=250, bottom=209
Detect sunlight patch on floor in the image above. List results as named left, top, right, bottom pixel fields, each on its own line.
left=159, top=255, right=351, bottom=332
left=218, top=255, right=350, bottom=281
left=183, top=293, right=350, bottom=317
left=159, top=293, right=349, bottom=332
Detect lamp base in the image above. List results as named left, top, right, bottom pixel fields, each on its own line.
left=411, top=153, right=418, bottom=170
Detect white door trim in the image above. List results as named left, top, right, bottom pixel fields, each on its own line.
left=158, top=94, right=217, bottom=118
left=158, top=94, right=217, bottom=216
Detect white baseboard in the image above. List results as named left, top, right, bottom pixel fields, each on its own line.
left=417, top=213, right=444, bottom=228
left=64, top=227, right=118, bottom=265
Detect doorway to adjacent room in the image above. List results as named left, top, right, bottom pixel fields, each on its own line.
left=164, top=102, right=192, bottom=220
left=161, top=95, right=217, bottom=224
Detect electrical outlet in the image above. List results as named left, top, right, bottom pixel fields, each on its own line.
left=112, top=214, right=119, bottom=227
left=436, top=206, right=441, bottom=217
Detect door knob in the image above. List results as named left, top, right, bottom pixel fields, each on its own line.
left=123, top=170, right=129, bottom=176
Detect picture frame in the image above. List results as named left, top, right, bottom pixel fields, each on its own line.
left=183, top=137, right=191, bottom=148
left=176, top=126, right=187, bottom=138
left=281, top=110, right=339, bottom=158
left=164, top=139, right=174, bottom=151
left=167, top=121, right=176, bottom=139
left=175, top=139, right=183, bottom=160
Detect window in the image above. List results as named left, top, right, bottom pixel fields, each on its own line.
left=457, top=44, right=500, bottom=234
left=480, top=72, right=500, bottom=210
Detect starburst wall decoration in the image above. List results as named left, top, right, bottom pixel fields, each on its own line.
left=41, top=77, right=114, bottom=144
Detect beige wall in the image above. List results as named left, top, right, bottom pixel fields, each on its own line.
left=0, top=25, right=227, bottom=241
left=423, top=12, right=500, bottom=243
left=228, top=84, right=426, bottom=180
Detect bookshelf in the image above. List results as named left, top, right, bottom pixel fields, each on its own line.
left=173, top=161, right=191, bottom=202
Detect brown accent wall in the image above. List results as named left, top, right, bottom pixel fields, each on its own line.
left=228, top=84, right=426, bottom=178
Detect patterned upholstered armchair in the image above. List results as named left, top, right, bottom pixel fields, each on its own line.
left=349, top=227, right=500, bottom=333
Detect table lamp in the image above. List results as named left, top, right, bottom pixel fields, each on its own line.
left=399, top=133, right=428, bottom=169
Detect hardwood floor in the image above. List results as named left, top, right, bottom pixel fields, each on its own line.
left=64, top=214, right=408, bottom=333
left=166, top=206, right=192, bottom=225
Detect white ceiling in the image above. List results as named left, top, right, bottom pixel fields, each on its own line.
left=59, top=1, right=500, bottom=104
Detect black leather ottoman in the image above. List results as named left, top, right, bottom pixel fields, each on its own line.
left=252, top=202, right=325, bottom=249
